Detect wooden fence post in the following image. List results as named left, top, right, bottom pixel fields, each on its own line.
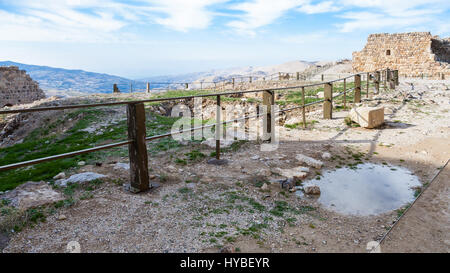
left=146, top=82, right=150, bottom=93
left=343, top=78, right=347, bottom=109
left=394, top=70, right=399, bottom=86
left=263, top=90, right=274, bottom=141
left=323, top=82, right=332, bottom=119
left=354, top=74, right=361, bottom=103
left=389, top=70, right=395, bottom=89
left=366, top=72, right=370, bottom=98
left=302, top=87, right=306, bottom=128
left=375, top=71, right=380, bottom=93
left=127, top=103, right=150, bottom=193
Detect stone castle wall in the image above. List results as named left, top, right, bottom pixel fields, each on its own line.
left=0, top=66, right=45, bottom=107
left=352, top=32, right=450, bottom=78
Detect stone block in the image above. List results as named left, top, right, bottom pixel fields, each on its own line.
left=349, top=106, right=384, bottom=128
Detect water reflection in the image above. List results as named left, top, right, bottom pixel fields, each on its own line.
left=299, top=163, right=421, bottom=216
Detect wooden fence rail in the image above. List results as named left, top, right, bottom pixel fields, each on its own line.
left=0, top=69, right=398, bottom=192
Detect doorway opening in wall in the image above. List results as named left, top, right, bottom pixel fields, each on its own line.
left=386, top=49, right=391, bottom=56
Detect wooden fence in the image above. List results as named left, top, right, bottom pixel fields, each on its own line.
left=0, top=69, right=399, bottom=193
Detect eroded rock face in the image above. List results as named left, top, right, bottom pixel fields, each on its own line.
left=0, top=181, right=64, bottom=209
left=349, top=107, right=384, bottom=128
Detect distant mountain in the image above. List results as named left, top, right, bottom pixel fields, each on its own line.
left=0, top=61, right=141, bottom=95
left=0, top=60, right=345, bottom=97
left=139, top=60, right=319, bottom=84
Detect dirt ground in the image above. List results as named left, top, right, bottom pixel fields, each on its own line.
left=380, top=161, right=449, bottom=253
left=1, top=79, right=449, bottom=253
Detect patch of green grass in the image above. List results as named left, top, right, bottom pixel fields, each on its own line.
left=178, top=187, right=192, bottom=194
left=396, top=203, right=411, bottom=217
left=344, top=116, right=360, bottom=127
left=284, top=120, right=318, bottom=129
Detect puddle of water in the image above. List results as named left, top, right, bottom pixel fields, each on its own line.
left=298, top=163, right=421, bottom=216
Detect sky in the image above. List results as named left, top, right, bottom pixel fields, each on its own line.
left=0, top=0, right=449, bottom=79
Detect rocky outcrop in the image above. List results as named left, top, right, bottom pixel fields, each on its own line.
left=0, top=66, right=45, bottom=107
left=0, top=181, right=64, bottom=209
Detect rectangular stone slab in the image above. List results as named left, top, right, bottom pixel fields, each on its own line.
left=349, top=106, right=384, bottom=128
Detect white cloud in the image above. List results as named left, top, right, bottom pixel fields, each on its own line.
left=147, top=0, right=226, bottom=32
left=297, top=1, right=340, bottom=14
left=227, top=0, right=307, bottom=35
left=336, top=0, right=450, bottom=32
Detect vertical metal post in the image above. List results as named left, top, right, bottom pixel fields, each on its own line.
left=146, top=82, right=150, bottom=93
left=354, top=74, right=361, bottom=103
left=216, top=95, right=221, bottom=160
left=126, top=103, right=150, bottom=193
left=323, top=82, right=332, bottom=119
left=302, top=87, right=306, bottom=128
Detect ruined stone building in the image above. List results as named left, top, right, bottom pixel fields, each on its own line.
left=0, top=66, right=45, bottom=107
left=352, top=32, right=450, bottom=78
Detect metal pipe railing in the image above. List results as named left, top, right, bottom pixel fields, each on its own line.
left=0, top=69, right=397, bottom=192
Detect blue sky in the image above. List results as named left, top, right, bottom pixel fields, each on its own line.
left=0, top=0, right=449, bottom=79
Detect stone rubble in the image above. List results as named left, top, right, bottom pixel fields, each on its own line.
left=55, top=172, right=107, bottom=187
left=304, top=185, right=321, bottom=195
left=295, top=154, right=323, bottom=169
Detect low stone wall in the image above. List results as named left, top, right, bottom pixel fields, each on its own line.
left=0, top=66, right=45, bottom=107
left=352, top=32, right=450, bottom=79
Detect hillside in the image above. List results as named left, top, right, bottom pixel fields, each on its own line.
left=0, top=60, right=346, bottom=97
left=0, top=61, right=138, bottom=96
